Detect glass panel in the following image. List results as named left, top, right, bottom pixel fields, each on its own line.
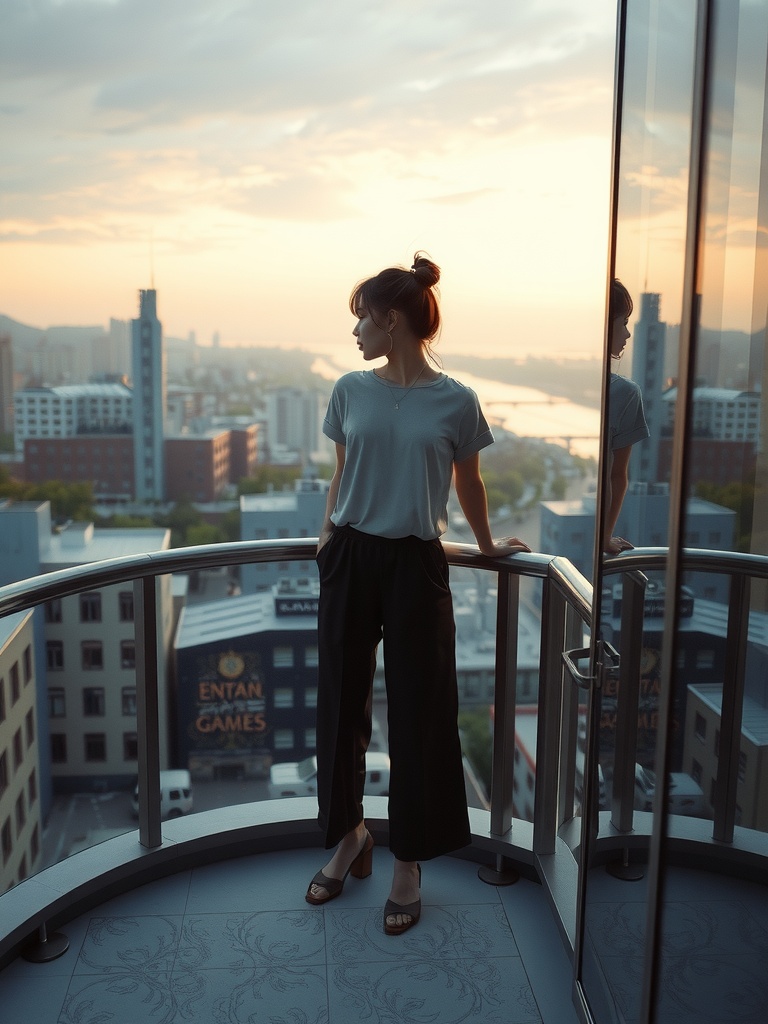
left=654, top=3, right=768, bottom=1021
left=580, top=1, right=699, bottom=1021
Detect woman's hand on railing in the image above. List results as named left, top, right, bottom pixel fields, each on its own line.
left=482, top=536, right=532, bottom=557
left=604, top=535, right=634, bottom=554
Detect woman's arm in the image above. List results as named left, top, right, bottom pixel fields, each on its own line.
left=604, top=444, right=633, bottom=553
left=318, top=442, right=345, bottom=553
left=453, top=453, right=530, bottom=557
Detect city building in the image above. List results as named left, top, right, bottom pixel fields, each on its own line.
left=131, top=289, right=166, bottom=503
left=13, top=382, right=133, bottom=454
left=0, top=334, right=13, bottom=436
left=264, top=387, right=323, bottom=462
left=0, top=610, right=43, bottom=892
left=240, top=474, right=329, bottom=592
left=23, top=435, right=135, bottom=500
left=0, top=501, right=173, bottom=794
left=174, top=578, right=321, bottom=778
left=164, top=430, right=232, bottom=503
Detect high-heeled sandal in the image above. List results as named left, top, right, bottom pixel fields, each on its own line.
left=305, top=830, right=374, bottom=905
left=383, top=864, right=421, bottom=935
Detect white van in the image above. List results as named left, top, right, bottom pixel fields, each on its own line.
left=268, top=752, right=390, bottom=799
left=131, top=769, right=193, bottom=819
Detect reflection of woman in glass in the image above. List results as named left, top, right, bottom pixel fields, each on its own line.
left=604, top=280, right=650, bottom=554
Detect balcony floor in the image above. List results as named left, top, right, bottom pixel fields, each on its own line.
left=0, top=845, right=579, bottom=1024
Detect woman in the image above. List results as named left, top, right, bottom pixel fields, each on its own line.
left=306, top=253, right=530, bottom=934
left=604, top=279, right=650, bottom=554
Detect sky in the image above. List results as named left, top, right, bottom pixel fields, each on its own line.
left=0, top=0, right=620, bottom=360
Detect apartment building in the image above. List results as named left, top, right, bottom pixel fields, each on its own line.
left=0, top=611, right=43, bottom=892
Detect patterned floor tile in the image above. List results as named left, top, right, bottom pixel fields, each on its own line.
left=73, top=916, right=182, bottom=975
left=325, top=903, right=520, bottom=965
left=658, top=953, right=768, bottom=1024
left=169, top=965, right=328, bottom=1024
left=328, top=956, right=541, bottom=1024
left=59, top=971, right=178, bottom=1024
left=176, top=909, right=325, bottom=970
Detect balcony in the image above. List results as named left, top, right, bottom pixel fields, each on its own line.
left=0, top=539, right=766, bottom=1024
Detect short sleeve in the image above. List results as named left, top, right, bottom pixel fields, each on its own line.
left=611, top=378, right=650, bottom=450
left=454, top=388, right=494, bottom=462
left=322, top=384, right=346, bottom=446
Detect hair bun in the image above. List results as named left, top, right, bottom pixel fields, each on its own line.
left=411, top=252, right=440, bottom=289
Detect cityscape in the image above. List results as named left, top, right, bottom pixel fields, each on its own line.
left=1, top=274, right=766, bottom=889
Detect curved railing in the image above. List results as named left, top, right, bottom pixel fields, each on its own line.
left=1, top=540, right=767, bottom=966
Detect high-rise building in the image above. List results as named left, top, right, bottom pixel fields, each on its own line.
left=631, top=292, right=667, bottom=484
left=0, top=334, right=13, bottom=435
left=265, top=387, right=321, bottom=461
left=131, top=289, right=166, bottom=502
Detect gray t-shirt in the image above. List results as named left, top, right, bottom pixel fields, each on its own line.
left=323, top=370, right=493, bottom=540
left=609, top=373, right=650, bottom=450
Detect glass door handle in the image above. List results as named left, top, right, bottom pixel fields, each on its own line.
left=562, top=642, right=620, bottom=690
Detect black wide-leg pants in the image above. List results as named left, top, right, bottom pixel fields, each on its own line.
left=315, top=524, right=471, bottom=861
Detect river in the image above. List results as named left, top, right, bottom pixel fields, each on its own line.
left=311, top=355, right=601, bottom=461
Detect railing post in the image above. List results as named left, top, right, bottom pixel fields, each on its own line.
left=534, top=575, right=567, bottom=856
left=610, top=570, right=647, bottom=833
left=134, top=575, right=162, bottom=849
left=557, top=604, right=584, bottom=829
left=713, top=572, right=750, bottom=843
left=489, top=567, right=520, bottom=838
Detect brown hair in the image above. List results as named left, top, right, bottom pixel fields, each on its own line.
left=611, top=278, right=634, bottom=321
left=349, top=252, right=441, bottom=341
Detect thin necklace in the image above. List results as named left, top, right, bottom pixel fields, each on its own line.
left=375, top=364, right=428, bottom=409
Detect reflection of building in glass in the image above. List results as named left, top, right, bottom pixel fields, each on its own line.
left=631, top=292, right=666, bottom=485
left=540, top=486, right=735, bottom=590
left=658, top=386, right=759, bottom=487
left=684, top=683, right=768, bottom=831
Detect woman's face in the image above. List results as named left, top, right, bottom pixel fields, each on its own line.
left=611, top=314, right=631, bottom=359
left=353, top=304, right=391, bottom=361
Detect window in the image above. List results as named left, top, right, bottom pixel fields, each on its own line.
left=0, top=678, right=5, bottom=723
left=273, top=647, right=294, bottom=668
left=31, top=824, right=39, bottom=862
left=13, top=729, right=23, bottom=771
left=48, top=688, right=66, bottom=718
left=82, top=641, right=104, bottom=670
left=83, top=687, right=105, bottom=716
left=123, top=733, right=138, bottom=761
left=46, top=640, right=64, bottom=671
left=304, top=688, right=318, bottom=709
left=25, top=709, right=35, bottom=748
left=120, top=641, right=136, bottom=670
left=304, top=646, right=319, bottom=667
left=1, top=819, right=11, bottom=865
left=119, top=591, right=134, bottom=622
left=691, top=759, right=703, bottom=785
left=51, top=734, right=67, bottom=763
left=10, top=664, right=19, bottom=705
left=122, top=688, right=137, bottom=716
left=23, top=646, right=32, bottom=684
left=695, top=649, right=715, bottom=669
left=274, top=688, right=294, bottom=709
left=28, top=770, right=37, bottom=807
left=738, top=750, right=747, bottom=782
left=15, top=793, right=25, bottom=836
left=80, top=592, right=102, bottom=623
left=45, top=599, right=63, bottom=623
left=274, top=729, right=294, bottom=749
left=694, top=713, right=707, bottom=742
left=0, top=752, right=7, bottom=797
left=84, top=733, right=106, bottom=762
left=304, top=727, right=316, bottom=749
